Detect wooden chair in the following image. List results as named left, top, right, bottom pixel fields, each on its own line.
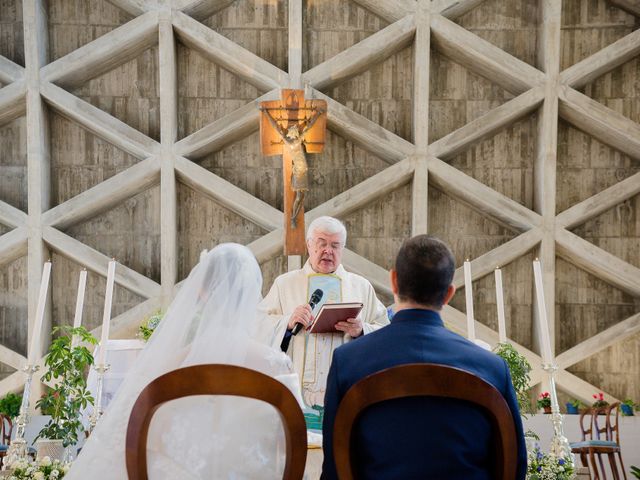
left=0, top=414, right=12, bottom=468
left=333, top=363, right=518, bottom=480
left=125, top=364, right=307, bottom=480
left=571, top=403, right=627, bottom=480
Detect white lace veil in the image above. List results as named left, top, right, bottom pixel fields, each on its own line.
left=67, top=243, right=290, bottom=479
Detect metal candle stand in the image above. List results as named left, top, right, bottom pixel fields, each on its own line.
left=2, top=365, right=39, bottom=469
left=542, top=362, right=575, bottom=463
left=87, top=363, right=110, bottom=434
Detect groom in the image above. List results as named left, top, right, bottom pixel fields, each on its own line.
left=321, top=235, right=527, bottom=479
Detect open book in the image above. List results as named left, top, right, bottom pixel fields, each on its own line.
left=308, top=302, right=364, bottom=334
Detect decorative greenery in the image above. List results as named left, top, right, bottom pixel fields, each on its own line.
left=138, top=311, right=164, bottom=342
left=591, top=392, right=608, bottom=409
left=0, top=392, right=22, bottom=419
left=526, top=448, right=574, bottom=480
left=6, top=456, right=70, bottom=479
left=537, top=392, right=551, bottom=410
left=493, top=342, right=532, bottom=414
left=568, top=398, right=584, bottom=409
left=630, top=465, right=640, bottom=479
left=35, top=326, right=97, bottom=447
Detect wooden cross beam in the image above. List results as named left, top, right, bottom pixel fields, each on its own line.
left=260, top=89, right=327, bottom=255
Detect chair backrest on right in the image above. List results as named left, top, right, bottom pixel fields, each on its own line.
left=594, top=402, right=621, bottom=444
left=333, top=363, right=518, bottom=480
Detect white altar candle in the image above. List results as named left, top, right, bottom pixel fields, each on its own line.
left=463, top=260, right=476, bottom=341
left=495, top=267, right=507, bottom=344
left=27, top=261, right=52, bottom=366
left=533, top=259, right=553, bottom=364
left=71, top=269, right=88, bottom=348
left=98, top=260, right=116, bottom=366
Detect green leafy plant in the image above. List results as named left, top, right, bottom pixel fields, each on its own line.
left=621, top=399, right=636, bottom=416
left=0, top=392, right=22, bottom=419
left=494, top=342, right=532, bottom=414
left=569, top=398, right=584, bottom=408
left=630, top=465, right=640, bottom=479
left=138, top=311, right=164, bottom=342
left=35, top=326, right=97, bottom=447
left=526, top=448, right=574, bottom=480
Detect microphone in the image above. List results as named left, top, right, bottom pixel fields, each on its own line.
left=292, top=289, right=323, bottom=336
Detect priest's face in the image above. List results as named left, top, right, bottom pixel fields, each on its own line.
left=307, top=231, right=344, bottom=274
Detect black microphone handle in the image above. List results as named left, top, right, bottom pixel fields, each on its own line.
left=291, top=299, right=318, bottom=336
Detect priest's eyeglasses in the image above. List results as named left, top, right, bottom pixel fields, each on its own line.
left=313, top=239, right=344, bottom=251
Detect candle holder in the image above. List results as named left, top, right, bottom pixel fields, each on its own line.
left=542, top=362, right=574, bottom=463
left=2, top=364, right=39, bottom=469
left=88, top=363, right=110, bottom=434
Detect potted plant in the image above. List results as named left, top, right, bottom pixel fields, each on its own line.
left=138, top=311, right=164, bottom=342
left=493, top=343, right=533, bottom=415
left=591, top=392, right=609, bottom=411
left=537, top=392, right=551, bottom=414
left=34, top=326, right=97, bottom=460
left=621, top=399, right=635, bottom=417
left=565, top=398, right=583, bottom=415
left=0, top=392, right=22, bottom=419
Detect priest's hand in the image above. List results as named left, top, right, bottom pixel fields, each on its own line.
left=335, top=317, right=363, bottom=337
left=288, top=304, right=313, bottom=330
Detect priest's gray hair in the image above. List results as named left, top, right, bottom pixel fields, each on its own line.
left=306, top=216, right=347, bottom=245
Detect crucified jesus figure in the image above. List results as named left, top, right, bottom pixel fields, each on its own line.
left=260, top=106, right=326, bottom=228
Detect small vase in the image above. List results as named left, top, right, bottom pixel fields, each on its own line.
left=543, top=406, right=552, bottom=414
left=35, top=438, right=65, bottom=461
left=566, top=403, right=579, bottom=414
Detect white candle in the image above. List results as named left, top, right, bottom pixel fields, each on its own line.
left=463, top=260, right=476, bottom=341
left=98, top=260, right=116, bottom=365
left=532, top=259, right=553, bottom=364
left=495, top=267, right=507, bottom=344
left=71, top=270, right=88, bottom=348
left=27, top=261, right=52, bottom=366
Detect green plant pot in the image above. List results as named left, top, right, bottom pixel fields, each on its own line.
left=621, top=404, right=634, bottom=416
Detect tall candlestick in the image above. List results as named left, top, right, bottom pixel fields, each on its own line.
left=463, top=260, right=476, bottom=341
left=27, top=261, right=52, bottom=366
left=533, top=259, right=553, bottom=364
left=71, top=269, right=88, bottom=348
left=494, top=267, right=507, bottom=344
left=97, top=260, right=116, bottom=366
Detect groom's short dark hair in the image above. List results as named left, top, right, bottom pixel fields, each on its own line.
left=395, top=235, right=455, bottom=308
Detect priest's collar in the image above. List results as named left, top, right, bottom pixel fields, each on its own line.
left=303, top=259, right=346, bottom=277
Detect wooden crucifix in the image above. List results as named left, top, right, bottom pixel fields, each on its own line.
left=260, top=89, right=327, bottom=255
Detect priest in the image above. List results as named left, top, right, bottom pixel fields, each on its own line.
left=257, top=216, right=389, bottom=407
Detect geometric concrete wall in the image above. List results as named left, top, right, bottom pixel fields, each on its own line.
left=0, top=0, right=639, bottom=404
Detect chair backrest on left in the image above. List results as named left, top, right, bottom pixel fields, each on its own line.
left=333, top=363, right=518, bottom=480
left=0, top=414, right=12, bottom=445
left=125, top=364, right=307, bottom=480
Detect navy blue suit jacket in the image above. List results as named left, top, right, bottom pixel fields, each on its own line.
left=321, top=309, right=527, bottom=480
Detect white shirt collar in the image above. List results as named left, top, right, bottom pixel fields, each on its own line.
left=303, top=259, right=346, bottom=277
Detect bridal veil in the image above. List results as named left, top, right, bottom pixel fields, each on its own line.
left=67, top=243, right=294, bottom=479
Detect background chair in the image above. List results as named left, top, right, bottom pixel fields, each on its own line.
left=332, top=363, right=518, bottom=480
left=125, top=364, right=307, bottom=480
left=0, top=414, right=12, bottom=467
left=571, top=403, right=627, bottom=480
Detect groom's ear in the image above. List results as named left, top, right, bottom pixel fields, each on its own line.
left=390, top=269, right=399, bottom=295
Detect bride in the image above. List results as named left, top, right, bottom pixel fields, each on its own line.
left=67, top=243, right=300, bottom=479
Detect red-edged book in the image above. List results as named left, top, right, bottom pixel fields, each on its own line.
left=308, top=302, right=364, bottom=334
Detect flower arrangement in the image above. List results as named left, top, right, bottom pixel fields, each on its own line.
left=536, top=392, right=551, bottom=410
left=35, top=326, right=97, bottom=447
left=6, top=456, right=70, bottom=479
left=591, top=392, right=608, bottom=409
left=138, top=311, right=164, bottom=342
left=494, top=342, right=533, bottom=415
left=526, top=448, right=574, bottom=480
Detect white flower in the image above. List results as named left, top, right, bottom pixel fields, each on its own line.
left=62, top=464, right=70, bottom=473
left=39, top=456, right=52, bottom=467
left=51, top=470, right=60, bottom=478
left=33, top=472, right=45, bottom=480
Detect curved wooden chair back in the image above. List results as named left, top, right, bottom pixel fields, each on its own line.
left=0, top=414, right=12, bottom=444
left=333, top=363, right=518, bottom=480
left=125, top=364, right=307, bottom=480
left=578, top=406, right=596, bottom=441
